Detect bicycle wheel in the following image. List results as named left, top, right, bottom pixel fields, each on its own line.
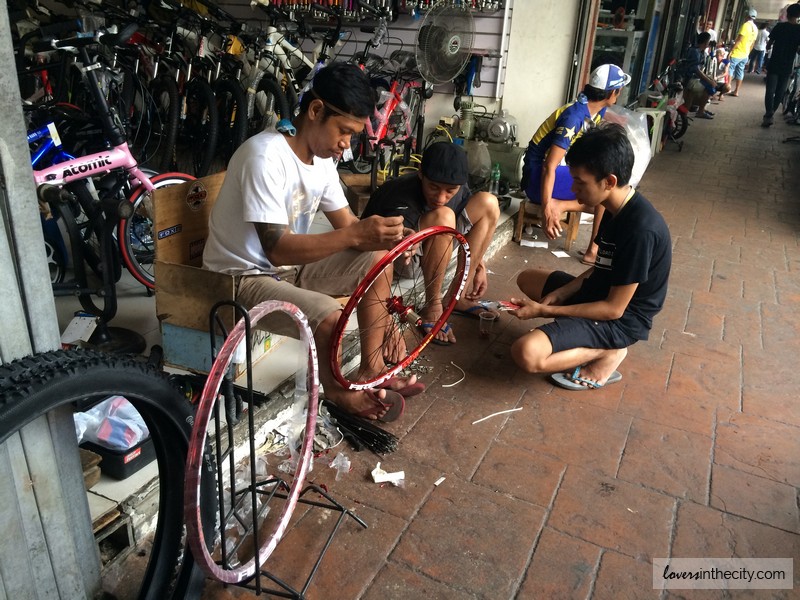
left=44, top=234, right=66, bottom=284
left=185, top=300, right=319, bottom=584
left=330, top=226, right=470, bottom=390
left=250, top=75, right=291, bottom=136
left=146, top=75, right=180, bottom=173
left=212, top=77, right=248, bottom=171
left=783, top=78, right=799, bottom=116
left=119, top=172, right=196, bottom=289
left=672, top=110, right=689, bottom=139
left=175, top=78, right=219, bottom=177
left=0, top=349, right=216, bottom=600
left=347, top=131, right=373, bottom=174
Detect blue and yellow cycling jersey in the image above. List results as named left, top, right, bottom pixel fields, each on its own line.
left=524, top=95, right=606, bottom=166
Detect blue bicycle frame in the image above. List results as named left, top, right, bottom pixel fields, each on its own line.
left=28, top=121, right=75, bottom=167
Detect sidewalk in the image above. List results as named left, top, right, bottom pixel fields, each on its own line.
left=201, top=75, right=800, bottom=599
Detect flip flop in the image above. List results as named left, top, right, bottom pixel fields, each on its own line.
left=377, top=376, right=426, bottom=397
left=580, top=257, right=596, bottom=266
left=419, top=322, right=454, bottom=346
left=355, top=389, right=405, bottom=422
left=549, top=368, right=623, bottom=391
left=451, top=301, right=496, bottom=319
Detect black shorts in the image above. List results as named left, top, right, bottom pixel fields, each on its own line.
left=537, top=271, right=637, bottom=353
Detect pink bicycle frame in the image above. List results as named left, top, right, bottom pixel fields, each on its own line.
left=33, top=141, right=154, bottom=193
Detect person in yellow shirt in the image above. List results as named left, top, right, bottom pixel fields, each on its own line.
left=727, top=8, right=759, bottom=96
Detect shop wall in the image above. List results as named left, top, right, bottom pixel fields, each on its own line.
left=502, top=0, right=583, bottom=144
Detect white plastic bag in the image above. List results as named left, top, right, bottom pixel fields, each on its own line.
left=77, top=396, right=149, bottom=451
left=605, top=105, right=652, bottom=187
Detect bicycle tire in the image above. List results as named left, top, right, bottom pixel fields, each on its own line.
left=672, top=110, right=689, bottom=139
left=175, top=78, right=219, bottom=177
left=185, top=301, right=319, bottom=584
left=250, top=75, right=291, bottom=136
left=147, top=75, right=181, bottom=173
left=43, top=233, right=67, bottom=284
left=783, top=78, right=798, bottom=116
left=119, top=172, right=196, bottom=289
left=0, top=349, right=216, bottom=600
left=331, top=226, right=470, bottom=390
left=347, top=131, right=373, bottom=174
left=213, top=77, right=248, bottom=170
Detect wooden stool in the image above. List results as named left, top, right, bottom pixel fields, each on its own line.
left=513, top=199, right=582, bottom=252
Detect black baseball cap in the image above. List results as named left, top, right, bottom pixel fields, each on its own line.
left=421, top=143, right=469, bottom=185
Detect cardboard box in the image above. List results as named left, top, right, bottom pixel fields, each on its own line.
left=153, top=173, right=276, bottom=375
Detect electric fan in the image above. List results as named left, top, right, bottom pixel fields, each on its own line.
left=415, top=1, right=475, bottom=85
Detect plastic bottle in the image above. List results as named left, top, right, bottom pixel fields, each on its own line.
left=488, top=162, right=501, bottom=195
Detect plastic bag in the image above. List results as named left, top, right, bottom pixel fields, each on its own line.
left=467, top=140, right=492, bottom=183
left=75, top=395, right=149, bottom=451
left=605, top=105, right=652, bottom=187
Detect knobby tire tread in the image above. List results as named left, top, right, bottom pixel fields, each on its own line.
left=0, top=349, right=215, bottom=600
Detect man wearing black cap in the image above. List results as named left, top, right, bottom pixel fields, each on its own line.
left=361, top=142, right=500, bottom=345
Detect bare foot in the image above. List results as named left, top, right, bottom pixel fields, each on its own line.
left=383, top=325, right=407, bottom=364
left=325, top=387, right=389, bottom=420
left=569, top=347, right=628, bottom=387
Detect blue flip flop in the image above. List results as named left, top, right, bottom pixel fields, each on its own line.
left=452, top=301, right=496, bottom=320
left=550, top=367, right=622, bottom=391
left=419, top=322, right=454, bottom=346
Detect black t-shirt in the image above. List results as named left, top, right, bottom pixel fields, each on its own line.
left=767, top=22, right=800, bottom=75
left=360, top=173, right=471, bottom=229
left=576, top=191, right=672, bottom=340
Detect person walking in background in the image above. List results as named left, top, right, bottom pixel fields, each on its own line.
left=762, top=3, right=800, bottom=127
left=706, top=19, right=718, bottom=47
left=728, top=8, right=759, bottom=96
left=748, top=23, right=770, bottom=73
left=520, top=64, right=631, bottom=266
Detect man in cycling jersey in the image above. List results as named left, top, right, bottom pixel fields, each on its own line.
left=521, top=64, right=630, bottom=266
left=509, top=123, right=672, bottom=390
left=203, top=62, right=420, bottom=422
left=361, top=142, right=500, bottom=345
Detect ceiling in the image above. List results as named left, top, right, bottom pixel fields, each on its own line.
left=749, top=0, right=791, bottom=20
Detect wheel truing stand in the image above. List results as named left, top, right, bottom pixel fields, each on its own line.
left=184, top=300, right=366, bottom=597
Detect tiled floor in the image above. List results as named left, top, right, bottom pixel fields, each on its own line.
left=64, top=73, right=800, bottom=598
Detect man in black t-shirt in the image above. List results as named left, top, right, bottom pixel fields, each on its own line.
left=762, top=3, right=800, bottom=127
left=361, top=142, right=500, bottom=345
left=509, top=123, right=672, bottom=390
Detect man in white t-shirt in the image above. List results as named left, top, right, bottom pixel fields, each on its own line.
left=204, top=62, right=419, bottom=422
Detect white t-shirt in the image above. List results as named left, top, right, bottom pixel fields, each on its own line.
left=203, top=131, right=348, bottom=276
left=754, top=29, right=769, bottom=51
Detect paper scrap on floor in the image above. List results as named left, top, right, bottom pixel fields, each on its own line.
left=520, top=239, right=548, bottom=248
left=551, top=250, right=571, bottom=258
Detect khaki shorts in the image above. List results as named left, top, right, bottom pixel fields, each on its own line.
left=236, top=249, right=376, bottom=337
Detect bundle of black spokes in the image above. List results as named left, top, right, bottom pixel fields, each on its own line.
left=323, top=401, right=399, bottom=454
